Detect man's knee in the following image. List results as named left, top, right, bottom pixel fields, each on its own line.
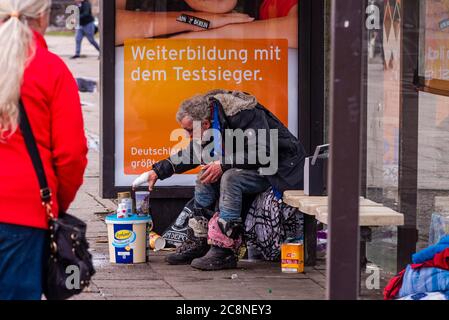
left=195, top=184, right=211, bottom=199
left=220, top=168, right=243, bottom=189
left=195, top=177, right=210, bottom=192
left=195, top=178, right=217, bottom=209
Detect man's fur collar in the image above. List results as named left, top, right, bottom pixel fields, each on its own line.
left=206, top=90, right=258, bottom=117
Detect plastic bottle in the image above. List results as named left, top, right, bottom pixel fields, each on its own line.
left=117, top=203, right=127, bottom=218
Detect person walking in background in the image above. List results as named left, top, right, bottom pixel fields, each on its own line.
left=0, top=0, right=88, bottom=300
left=71, top=0, right=100, bottom=59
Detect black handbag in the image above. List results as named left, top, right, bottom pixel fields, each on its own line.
left=19, top=100, right=95, bottom=300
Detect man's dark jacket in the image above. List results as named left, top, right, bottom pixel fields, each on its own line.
left=152, top=91, right=306, bottom=192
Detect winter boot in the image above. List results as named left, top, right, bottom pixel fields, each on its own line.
left=190, top=214, right=243, bottom=271
left=190, top=246, right=238, bottom=270
left=165, top=229, right=209, bottom=265
left=165, top=210, right=210, bottom=265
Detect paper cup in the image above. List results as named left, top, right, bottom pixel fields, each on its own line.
left=149, top=231, right=166, bottom=251
left=135, top=191, right=150, bottom=216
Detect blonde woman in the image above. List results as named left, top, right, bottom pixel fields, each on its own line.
left=0, top=0, right=88, bottom=300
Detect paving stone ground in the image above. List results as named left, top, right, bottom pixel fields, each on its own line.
left=45, top=35, right=389, bottom=300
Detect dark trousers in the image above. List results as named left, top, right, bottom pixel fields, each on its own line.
left=0, top=223, right=46, bottom=300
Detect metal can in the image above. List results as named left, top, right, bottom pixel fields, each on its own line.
left=117, top=192, right=131, bottom=202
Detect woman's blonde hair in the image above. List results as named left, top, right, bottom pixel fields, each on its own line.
left=0, top=0, right=51, bottom=141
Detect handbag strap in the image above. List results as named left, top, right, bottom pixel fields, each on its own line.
left=18, top=99, right=54, bottom=219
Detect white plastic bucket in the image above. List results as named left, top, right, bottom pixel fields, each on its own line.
left=105, top=214, right=151, bottom=264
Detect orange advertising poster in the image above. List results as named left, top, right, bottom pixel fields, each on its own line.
left=123, top=39, right=289, bottom=175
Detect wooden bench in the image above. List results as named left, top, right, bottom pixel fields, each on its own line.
left=283, top=190, right=404, bottom=267
left=284, top=191, right=383, bottom=215
left=315, top=206, right=404, bottom=268
left=314, top=206, right=404, bottom=227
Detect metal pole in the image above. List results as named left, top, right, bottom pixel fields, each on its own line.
left=100, top=0, right=116, bottom=198
left=326, top=0, right=364, bottom=300
left=360, top=0, right=369, bottom=198
left=397, top=0, right=420, bottom=272
left=310, top=0, right=326, bottom=151
left=299, top=0, right=325, bottom=155
left=299, top=0, right=312, bottom=154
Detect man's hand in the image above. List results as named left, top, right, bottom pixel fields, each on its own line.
left=200, top=161, right=223, bottom=185
left=147, top=170, right=159, bottom=191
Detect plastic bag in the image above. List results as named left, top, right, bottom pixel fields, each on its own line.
left=162, top=198, right=195, bottom=247
left=429, top=213, right=449, bottom=245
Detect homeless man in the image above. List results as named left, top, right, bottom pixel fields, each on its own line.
left=144, top=90, right=306, bottom=271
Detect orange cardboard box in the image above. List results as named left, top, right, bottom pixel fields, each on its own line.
left=281, top=243, right=304, bottom=273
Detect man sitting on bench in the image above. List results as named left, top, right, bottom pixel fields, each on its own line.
left=145, top=89, right=306, bottom=271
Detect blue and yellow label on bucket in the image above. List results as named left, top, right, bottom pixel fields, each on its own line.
left=113, top=229, right=136, bottom=245
left=113, top=224, right=135, bottom=264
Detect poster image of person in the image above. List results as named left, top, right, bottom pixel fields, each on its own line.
left=115, top=0, right=298, bottom=48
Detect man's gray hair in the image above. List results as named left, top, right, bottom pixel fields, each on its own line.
left=176, top=94, right=211, bottom=123
left=176, top=89, right=228, bottom=123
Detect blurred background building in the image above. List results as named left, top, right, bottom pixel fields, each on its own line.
left=50, top=0, right=100, bottom=29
